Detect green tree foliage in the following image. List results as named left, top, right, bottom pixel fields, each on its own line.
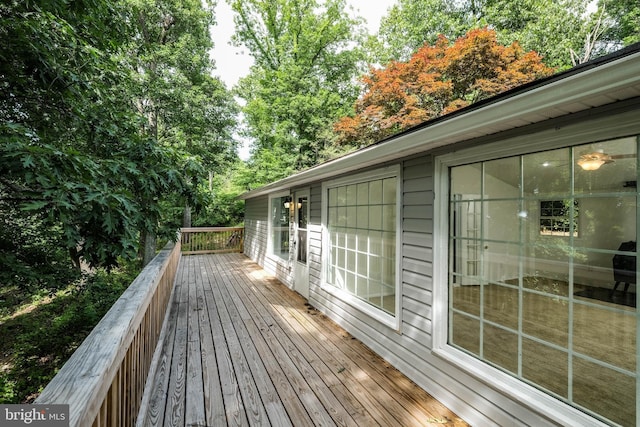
left=374, top=0, right=598, bottom=69
left=0, top=0, right=238, bottom=402
left=191, top=165, right=246, bottom=227
left=1, top=0, right=159, bottom=268
left=1, top=0, right=238, bottom=269
left=128, top=0, right=237, bottom=170
left=599, top=0, right=640, bottom=46
left=127, top=0, right=239, bottom=262
left=0, top=261, right=137, bottom=403
left=368, top=0, right=466, bottom=63
left=230, top=0, right=365, bottom=187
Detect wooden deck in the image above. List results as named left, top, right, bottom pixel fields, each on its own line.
left=138, top=253, right=467, bottom=427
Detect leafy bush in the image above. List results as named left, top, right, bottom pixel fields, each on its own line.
left=0, top=209, right=80, bottom=292
left=192, top=191, right=244, bottom=227
left=0, top=260, right=139, bottom=404
left=190, top=168, right=245, bottom=227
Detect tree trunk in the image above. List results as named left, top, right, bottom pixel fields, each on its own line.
left=142, top=230, right=157, bottom=266
left=183, top=203, right=192, bottom=228
left=69, top=247, right=82, bottom=272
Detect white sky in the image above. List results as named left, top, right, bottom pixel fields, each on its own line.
left=209, top=0, right=398, bottom=88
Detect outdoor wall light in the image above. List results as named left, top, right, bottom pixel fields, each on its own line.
left=283, top=196, right=292, bottom=209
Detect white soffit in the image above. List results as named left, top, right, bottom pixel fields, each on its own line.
left=240, top=49, right=640, bottom=199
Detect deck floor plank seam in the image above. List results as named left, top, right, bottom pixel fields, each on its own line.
left=236, top=258, right=443, bottom=426
left=217, top=255, right=380, bottom=426
left=204, top=255, right=333, bottom=427
left=203, top=256, right=298, bottom=426
left=220, top=257, right=359, bottom=427
left=140, top=256, right=185, bottom=427
left=206, top=255, right=272, bottom=426
left=240, top=256, right=462, bottom=424
left=139, top=253, right=467, bottom=427
left=163, top=255, right=190, bottom=427
left=223, top=255, right=401, bottom=427
left=195, top=255, right=226, bottom=427
left=184, top=256, right=206, bottom=426
left=198, top=258, right=226, bottom=426
left=201, top=257, right=250, bottom=426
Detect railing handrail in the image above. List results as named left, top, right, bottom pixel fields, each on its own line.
left=180, top=226, right=244, bottom=255
left=35, top=241, right=181, bottom=427
left=181, top=226, right=243, bottom=232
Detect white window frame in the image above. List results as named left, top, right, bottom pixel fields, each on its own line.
left=268, top=191, right=291, bottom=263
left=321, top=165, right=402, bottom=330
left=432, top=124, right=640, bottom=426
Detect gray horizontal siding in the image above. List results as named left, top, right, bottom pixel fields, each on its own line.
left=308, top=184, right=323, bottom=300
left=400, top=155, right=435, bottom=360
left=243, top=154, right=558, bottom=426
left=303, top=154, right=541, bottom=426
left=244, top=195, right=268, bottom=267
left=244, top=194, right=292, bottom=286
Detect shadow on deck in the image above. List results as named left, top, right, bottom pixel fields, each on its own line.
left=139, top=253, right=467, bottom=427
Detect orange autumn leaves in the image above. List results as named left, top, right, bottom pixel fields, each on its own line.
left=334, top=28, right=554, bottom=146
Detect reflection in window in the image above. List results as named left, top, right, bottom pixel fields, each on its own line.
left=297, top=197, right=308, bottom=263
left=270, top=196, right=290, bottom=260
left=448, top=136, right=638, bottom=426
left=539, top=200, right=578, bottom=236
left=326, top=173, right=397, bottom=315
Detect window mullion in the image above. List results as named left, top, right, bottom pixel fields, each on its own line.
left=567, top=147, right=575, bottom=403
left=518, top=156, right=524, bottom=379
left=636, top=134, right=640, bottom=424
left=479, top=163, right=485, bottom=360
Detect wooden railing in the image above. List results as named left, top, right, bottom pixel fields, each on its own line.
left=180, top=226, right=244, bottom=255
left=35, top=241, right=181, bottom=427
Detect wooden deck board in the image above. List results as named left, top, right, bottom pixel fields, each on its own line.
left=242, top=263, right=449, bottom=426
left=202, top=261, right=248, bottom=426
left=228, top=256, right=420, bottom=427
left=163, top=256, right=189, bottom=427
left=208, top=260, right=293, bottom=426
left=186, top=256, right=206, bottom=426
left=197, top=261, right=226, bottom=427
left=140, top=257, right=182, bottom=427
left=215, top=257, right=356, bottom=427
left=139, top=253, right=468, bottom=427
left=209, top=259, right=271, bottom=426
left=232, top=264, right=392, bottom=415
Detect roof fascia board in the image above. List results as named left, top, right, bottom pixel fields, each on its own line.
left=239, top=51, right=640, bottom=200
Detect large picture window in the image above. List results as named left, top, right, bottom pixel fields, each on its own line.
left=323, top=167, right=400, bottom=324
left=269, top=194, right=290, bottom=260
left=447, top=137, right=638, bottom=426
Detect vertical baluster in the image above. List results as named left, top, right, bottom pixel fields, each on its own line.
left=108, top=368, right=117, bottom=427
